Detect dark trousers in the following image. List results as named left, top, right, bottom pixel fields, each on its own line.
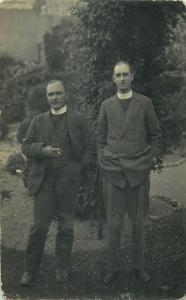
left=26, top=161, right=80, bottom=273
left=102, top=176, right=150, bottom=272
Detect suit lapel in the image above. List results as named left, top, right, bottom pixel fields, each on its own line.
left=42, top=111, right=52, bottom=145
left=109, top=93, right=143, bottom=138
left=109, top=95, right=126, bottom=130
left=121, top=92, right=143, bottom=137
left=66, top=107, right=75, bottom=134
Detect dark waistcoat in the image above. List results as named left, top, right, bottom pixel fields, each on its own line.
left=48, top=114, right=74, bottom=169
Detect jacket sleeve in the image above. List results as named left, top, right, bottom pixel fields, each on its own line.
left=146, top=99, right=162, bottom=158
left=96, top=101, right=108, bottom=151
left=21, top=117, right=46, bottom=160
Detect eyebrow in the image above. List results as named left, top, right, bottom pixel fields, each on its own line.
left=47, top=91, right=63, bottom=95
left=115, top=72, right=130, bottom=75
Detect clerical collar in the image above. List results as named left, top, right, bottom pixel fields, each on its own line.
left=117, top=90, right=133, bottom=100
left=51, top=105, right=67, bottom=115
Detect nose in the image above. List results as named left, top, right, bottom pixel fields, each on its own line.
left=52, top=93, right=57, bottom=100
left=120, top=74, right=125, bottom=80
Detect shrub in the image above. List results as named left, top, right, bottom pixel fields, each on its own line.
left=27, top=83, right=49, bottom=113
left=5, top=153, right=26, bottom=175
left=42, top=1, right=185, bottom=216
left=0, top=56, right=25, bottom=121
left=0, top=61, right=64, bottom=123
left=70, top=0, right=185, bottom=152
left=150, top=73, right=186, bottom=151
left=0, top=117, right=9, bottom=140
left=17, top=118, right=33, bottom=144
left=0, top=55, right=18, bottom=82
left=76, top=167, right=97, bottom=218
left=0, top=65, right=47, bottom=123
left=44, top=17, right=74, bottom=72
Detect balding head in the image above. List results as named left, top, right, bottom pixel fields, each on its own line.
left=113, top=61, right=134, bottom=93
left=46, top=80, right=66, bottom=111
left=47, top=80, right=65, bottom=90
left=113, top=61, right=134, bottom=75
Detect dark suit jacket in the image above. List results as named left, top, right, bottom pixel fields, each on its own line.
left=22, top=108, right=93, bottom=195
left=97, top=92, right=162, bottom=187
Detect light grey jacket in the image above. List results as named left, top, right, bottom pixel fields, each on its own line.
left=97, top=92, right=162, bottom=187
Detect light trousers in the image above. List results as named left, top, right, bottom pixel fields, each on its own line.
left=102, top=175, right=150, bottom=272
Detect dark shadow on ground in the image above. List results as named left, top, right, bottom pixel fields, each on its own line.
left=1, top=243, right=185, bottom=300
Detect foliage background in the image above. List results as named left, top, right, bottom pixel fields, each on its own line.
left=0, top=1, right=185, bottom=149
left=0, top=0, right=185, bottom=215
left=44, top=0, right=186, bottom=151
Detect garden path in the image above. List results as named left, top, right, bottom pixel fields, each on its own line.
left=150, top=158, right=186, bottom=207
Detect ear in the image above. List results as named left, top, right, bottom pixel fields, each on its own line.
left=112, top=74, right=116, bottom=83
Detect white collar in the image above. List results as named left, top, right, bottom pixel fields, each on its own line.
left=51, top=105, right=67, bottom=115
left=117, top=90, right=133, bottom=100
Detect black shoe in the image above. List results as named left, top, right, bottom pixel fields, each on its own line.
left=19, top=272, right=35, bottom=286
left=104, top=270, right=121, bottom=285
left=56, top=269, right=69, bottom=284
left=133, top=269, right=150, bottom=283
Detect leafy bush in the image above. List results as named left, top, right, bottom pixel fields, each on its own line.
left=5, top=153, right=26, bottom=175
left=17, top=118, right=33, bottom=144
left=150, top=72, right=186, bottom=151
left=44, top=17, right=85, bottom=110
left=44, top=18, right=73, bottom=71
left=45, top=0, right=186, bottom=150
left=0, top=55, right=19, bottom=83
left=76, top=167, right=97, bottom=218
left=0, top=117, right=9, bottom=140
left=0, top=59, right=65, bottom=123
left=27, top=83, right=49, bottom=114
left=72, top=1, right=184, bottom=145
left=42, top=1, right=185, bottom=216
left=16, top=83, right=50, bottom=144
left=0, top=65, right=46, bottom=122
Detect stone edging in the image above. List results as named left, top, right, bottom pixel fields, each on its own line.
left=149, top=195, right=184, bottom=222
left=162, top=157, right=186, bottom=168
left=151, top=195, right=183, bottom=209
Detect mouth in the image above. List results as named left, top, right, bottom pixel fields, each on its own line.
left=51, top=103, right=63, bottom=108
left=51, top=102, right=65, bottom=109
left=52, top=102, right=61, bottom=105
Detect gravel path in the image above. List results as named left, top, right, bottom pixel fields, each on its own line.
left=1, top=166, right=186, bottom=299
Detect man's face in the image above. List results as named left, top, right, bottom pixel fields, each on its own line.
left=46, top=81, right=66, bottom=110
left=113, top=63, right=134, bottom=93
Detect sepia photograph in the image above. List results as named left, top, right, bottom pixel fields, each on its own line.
left=0, top=0, right=186, bottom=299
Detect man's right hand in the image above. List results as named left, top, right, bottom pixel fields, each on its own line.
left=41, top=146, right=63, bottom=158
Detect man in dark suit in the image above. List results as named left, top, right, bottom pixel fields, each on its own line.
left=97, top=61, right=162, bottom=284
left=20, top=80, right=93, bottom=285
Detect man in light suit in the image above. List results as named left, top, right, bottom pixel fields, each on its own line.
left=20, top=80, right=93, bottom=285
left=97, top=61, right=162, bottom=284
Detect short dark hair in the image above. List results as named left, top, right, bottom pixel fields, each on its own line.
left=46, top=80, right=65, bottom=89
left=113, top=61, right=134, bottom=74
